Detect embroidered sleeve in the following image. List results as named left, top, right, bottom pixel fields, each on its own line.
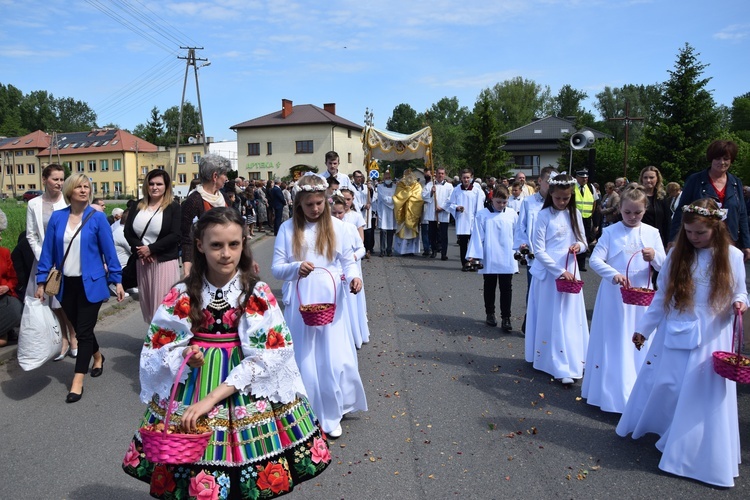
left=138, top=285, right=194, bottom=403
left=224, top=282, right=307, bottom=403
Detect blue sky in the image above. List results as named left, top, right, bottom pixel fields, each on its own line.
left=1, top=0, right=748, bottom=141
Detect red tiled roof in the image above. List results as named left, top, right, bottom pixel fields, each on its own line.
left=36, top=129, right=158, bottom=156
left=231, top=104, right=362, bottom=130
left=0, top=130, right=52, bottom=150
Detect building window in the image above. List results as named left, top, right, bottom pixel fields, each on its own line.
left=193, top=173, right=199, bottom=180
left=295, top=140, right=313, bottom=154
left=192, top=153, right=201, bottom=163
left=348, top=130, right=352, bottom=138
left=88, top=160, right=97, bottom=172
left=101, top=182, right=109, bottom=194
left=114, top=181, right=122, bottom=194
left=26, top=149, right=34, bottom=156
left=513, top=155, right=540, bottom=167
left=63, top=161, right=71, bottom=171
left=267, top=142, right=272, bottom=155
left=178, top=174, right=187, bottom=183
left=177, top=153, right=186, bottom=164
left=76, top=161, right=84, bottom=172
left=6, top=185, right=12, bottom=191
left=100, top=159, right=108, bottom=172
left=4, top=165, right=11, bottom=175
left=18, top=184, right=25, bottom=190
left=113, top=159, right=121, bottom=171
left=347, top=153, right=352, bottom=163
left=29, top=184, right=36, bottom=189
left=249, top=172, right=260, bottom=180
left=92, top=182, right=97, bottom=193
left=15, top=151, right=22, bottom=156
left=16, top=164, right=24, bottom=175
left=248, top=143, right=260, bottom=156
left=28, top=164, right=35, bottom=174
left=142, top=167, right=148, bottom=175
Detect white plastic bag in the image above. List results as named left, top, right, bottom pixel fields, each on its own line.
left=17, top=297, right=62, bottom=371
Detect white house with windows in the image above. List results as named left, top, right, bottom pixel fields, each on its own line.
left=231, top=99, right=364, bottom=181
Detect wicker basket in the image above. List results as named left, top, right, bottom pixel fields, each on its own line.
left=620, top=251, right=656, bottom=306
left=297, top=267, right=337, bottom=326
left=713, top=312, right=750, bottom=384
left=140, top=352, right=211, bottom=464
left=555, top=250, right=584, bottom=294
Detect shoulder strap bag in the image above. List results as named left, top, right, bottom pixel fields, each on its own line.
left=44, top=210, right=95, bottom=296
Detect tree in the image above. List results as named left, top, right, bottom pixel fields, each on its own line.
left=593, top=84, right=661, bottom=142
left=19, top=90, right=57, bottom=133
left=552, top=84, right=595, bottom=126
left=0, top=84, right=26, bottom=135
left=423, top=97, right=469, bottom=173
left=463, top=90, right=510, bottom=180
left=485, top=77, right=554, bottom=132
left=143, top=106, right=164, bottom=145
left=639, top=44, right=720, bottom=181
left=730, top=92, right=750, bottom=143
left=54, top=97, right=97, bottom=131
left=162, top=101, right=202, bottom=147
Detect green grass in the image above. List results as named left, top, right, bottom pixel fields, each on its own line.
left=0, top=199, right=128, bottom=252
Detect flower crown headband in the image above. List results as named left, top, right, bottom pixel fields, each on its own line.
left=298, top=171, right=328, bottom=192
left=548, top=177, right=576, bottom=186
left=682, top=204, right=728, bottom=221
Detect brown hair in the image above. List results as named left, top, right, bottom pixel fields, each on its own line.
left=138, top=169, right=174, bottom=211
left=542, top=175, right=584, bottom=243
left=492, top=185, right=509, bottom=199
left=42, top=163, right=65, bottom=180
left=639, top=166, right=666, bottom=200
left=663, top=198, right=733, bottom=313
left=292, top=175, right=336, bottom=261
left=618, top=184, right=648, bottom=209
left=706, top=140, right=738, bottom=163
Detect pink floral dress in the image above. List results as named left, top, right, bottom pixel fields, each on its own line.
left=123, top=275, right=330, bottom=499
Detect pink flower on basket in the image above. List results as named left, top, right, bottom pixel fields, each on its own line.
left=162, top=287, right=180, bottom=307
left=255, top=400, right=268, bottom=413
left=207, top=405, right=221, bottom=419
left=189, top=470, right=219, bottom=500
left=310, top=437, right=331, bottom=464
left=234, top=406, right=248, bottom=419
left=123, top=441, right=141, bottom=468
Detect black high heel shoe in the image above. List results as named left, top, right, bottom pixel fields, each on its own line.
left=66, top=387, right=83, bottom=403
left=91, top=355, right=105, bottom=378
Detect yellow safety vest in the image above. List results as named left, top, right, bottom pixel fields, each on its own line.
left=576, top=184, right=595, bottom=218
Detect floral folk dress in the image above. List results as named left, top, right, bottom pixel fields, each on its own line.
left=123, top=276, right=331, bottom=499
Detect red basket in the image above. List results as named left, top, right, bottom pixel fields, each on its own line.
left=555, top=250, right=584, bottom=294
left=297, top=267, right=337, bottom=326
left=713, top=311, right=750, bottom=384
left=620, top=251, right=656, bottom=306
left=140, top=352, right=212, bottom=464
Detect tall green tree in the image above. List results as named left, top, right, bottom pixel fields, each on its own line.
left=730, top=92, right=750, bottom=143
left=161, top=101, right=202, bottom=147
left=552, top=84, right=595, bottom=126
left=639, top=43, right=720, bottom=181
left=485, top=77, right=553, bottom=132
left=463, top=90, right=509, bottom=180
left=0, top=84, right=26, bottom=135
left=593, top=84, right=661, bottom=142
left=143, top=106, right=164, bottom=145
left=423, top=97, right=469, bottom=173
left=54, top=96, right=97, bottom=132
left=19, top=90, right=57, bottom=133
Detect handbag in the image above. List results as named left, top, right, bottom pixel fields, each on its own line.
left=44, top=210, right=94, bottom=296
left=17, top=296, right=62, bottom=371
left=122, top=208, right=159, bottom=290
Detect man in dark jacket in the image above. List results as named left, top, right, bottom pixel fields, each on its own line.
left=269, top=180, right=287, bottom=235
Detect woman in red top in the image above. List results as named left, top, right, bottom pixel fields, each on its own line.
left=0, top=209, right=22, bottom=347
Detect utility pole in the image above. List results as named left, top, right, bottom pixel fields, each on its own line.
left=607, top=101, right=644, bottom=180
left=173, top=47, right=209, bottom=183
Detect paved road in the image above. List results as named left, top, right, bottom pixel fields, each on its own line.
left=0, top=229, right=748, bottom=499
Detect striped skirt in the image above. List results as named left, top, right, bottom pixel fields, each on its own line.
left=123, top=333, right=330, bottom=499
left=137, top=258, right=180, bottom=324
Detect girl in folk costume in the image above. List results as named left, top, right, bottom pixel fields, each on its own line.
left=332, top=194, right=370, bottom=348
left=524, top=174, right=589, bottom=385
left=582, top=185, right=666, bottom=413
left=466, top=185, right=518, bottom=332
left=616, top=198, right=748, bottom=488
left=271, top=173, right=367, bottom=438
left=124, top=208, right=330, bottom=499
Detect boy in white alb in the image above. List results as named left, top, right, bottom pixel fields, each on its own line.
left=447, top=168, right=485, bottom=270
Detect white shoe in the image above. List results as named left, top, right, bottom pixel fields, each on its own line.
left=328, top=424, right=342, bottom=438
left=561, top=377, right=574, bottom=385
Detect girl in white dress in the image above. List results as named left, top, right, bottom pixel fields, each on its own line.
left=616, top=198, right=747, bottom=487
left=271, top=174, right=368, bottom=438
left=524, top=174, right=588, bottom=385
left=466, top=185, right=518, bottom=331
left=583, top=185, right=666, bottom=413
left=338, top=190, right=370, bottom=347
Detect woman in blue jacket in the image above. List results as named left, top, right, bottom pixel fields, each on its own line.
left=36, top=174, right=126, bottom=403
left=670, top=140, right=750, bottom=259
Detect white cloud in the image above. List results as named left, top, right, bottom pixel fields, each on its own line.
left=713, top=24, right=750, bottom=42
left=421, top=71, right=524, bottom=89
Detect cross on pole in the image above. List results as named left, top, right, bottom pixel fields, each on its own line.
left=607, top=100, right=644, bottom=180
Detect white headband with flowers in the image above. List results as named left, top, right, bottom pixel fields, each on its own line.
left=548, top=177, right=576, bottom=186
left=682, top=204, right=728, bottom=221
left=299, top=171, right=328, bottom=192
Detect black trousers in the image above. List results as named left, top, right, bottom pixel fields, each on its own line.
left=577, top=216, right=593, bottom=269
left=438, top=221, right=449, bottom=258
left=363, top=227, right=375, bottom=253
left=458, top=234, right=471, bottom=265
left=379, top=229, right=394, bottom=255
left=61, top=276, right=103, bottom=374
left=484, top=274, right=513, bottom=318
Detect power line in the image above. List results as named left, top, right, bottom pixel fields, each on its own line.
left=84, top=0, right=176, bottom=54
left=93, top=53, right=179, bottom=109
left=129, top=0, right=200, bottom=47
left=95, top=58, right=184, bottom=114
left=111, top=0, right=189, bottom=48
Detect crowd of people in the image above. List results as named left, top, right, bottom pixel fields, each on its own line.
left=2, top=139, right=748, bottom=494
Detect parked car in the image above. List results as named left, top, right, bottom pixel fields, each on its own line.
left=22, top=190, right=43, bottom=201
